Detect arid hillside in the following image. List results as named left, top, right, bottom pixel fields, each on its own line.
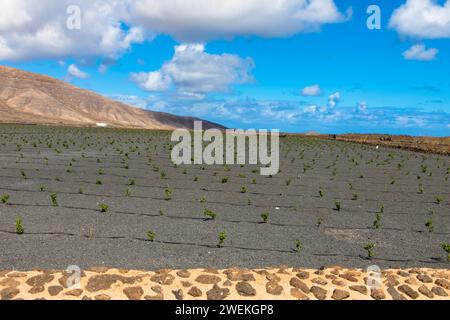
left=0, top=66, right=224, bottom=130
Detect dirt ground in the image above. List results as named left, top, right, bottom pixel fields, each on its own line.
left=0, top=125, right=449, bottom=271
left=318, top=134, right=450, bottom=155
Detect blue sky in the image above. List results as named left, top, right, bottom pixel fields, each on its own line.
left=1, top=0, right=450, bottom=136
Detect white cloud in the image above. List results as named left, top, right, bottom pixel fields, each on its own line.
left=0, top=0, right=349, bottom=61
left=303, top=105, right=318, bottom=113
left=357, top=101, right=367, bottom=112
left=403, top=44, right=438, bottom=61
left=0, top=1, right=31, bottom=31
left=390, top=0, right=450, bottom=39
left=130, top=0, right=349, bottom=42
left=328, top=92, right=340, bottom=108
left=131, top=44, right=254, bottom=96
left=395, top=115, right=426, bottom=127
left=67, top=64, right=88, bottom=79
left=301, top=84, right=322, bottom=96
left=131, top=71, right=171, bottom=92
left=0, top=0, right=146, bottom=61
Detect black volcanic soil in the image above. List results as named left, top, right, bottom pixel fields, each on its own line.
left=0, top=125, right=449, bottom=271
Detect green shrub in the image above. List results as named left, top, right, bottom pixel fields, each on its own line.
left=334, top=201, right=341, bottom=211
left=418, top=184, right=424, bottom=194
left=15, top=218, right=24, bottom=235
left=1, top=194, right=10, bottom=204
left=128, top=179, right=136, bottom=186
left=217, top=232, right=227, bottom=247
left=261, top=212, right=269, bottom=223
left=221, top=177, right=229, bottom=183
left=204, top=209, right=216, bottom=220
left=147, top=230, right=155, bottom=242
left=373, top=213, right=382, bottom=229
left=364, top=243, right=375, bottom=259
left=295, top=239, right=302, bottom=253
left=441, top=243, right=450, bottom=262
left=318, top=188, right=324, bottom=198
left=99, top=203, right=109, bottom=213
left=50, top=193, right=58, bottom=207
left=424, top=217, right=433, bottom=233
left=316, top=217, right=324, bottom=227
left=435, top=196, right=444, bottom=205
left=164, top=186, right=173, bottom=200
left=240, top=186, right=248, bottom=194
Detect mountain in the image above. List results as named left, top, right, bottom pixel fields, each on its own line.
left=0, top=66, right=225, bottom=130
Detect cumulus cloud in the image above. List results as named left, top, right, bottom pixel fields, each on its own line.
left=0, top=1, right=31, bottom=31
left=131, top=71, right=172, bottom=92
left=67, top=64, right=88, bottom=79
left=0, top=0, right=348, bottom=61
left=303, top=105, right=318, bottom=113
left=131, top=44, right=254, bottom=97
left=130, top=0, right=349, bottom=42
left=390, top=0, right=450, bottom=39
left=328, top=92, right=340, bottom=108
left=301, top=84, right=322, bottom=96
left=403, top=44, right=438, bottom=61
left=0, top=0, right=145, bottom=61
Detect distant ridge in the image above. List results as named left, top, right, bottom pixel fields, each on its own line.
left=0, top=66, right=225, bottom=130
left=304, top=131, right=320, bottom=136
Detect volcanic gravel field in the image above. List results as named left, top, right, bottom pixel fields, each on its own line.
left=0, top=125, right=449, bottom=271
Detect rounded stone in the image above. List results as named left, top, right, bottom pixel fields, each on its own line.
left=236, top=282, right=256, bottom=297
left=188, top=286, right=203, bottom=298
left=123, top=286, right=144, bottom=300
left=332, top=289, right=350, bottom=300
left=371, top=288, right=386, bottom=300
left=310, top=286, right=327, bottom=300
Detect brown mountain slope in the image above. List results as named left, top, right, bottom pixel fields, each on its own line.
left=0, top=66, right=225, bottom=130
